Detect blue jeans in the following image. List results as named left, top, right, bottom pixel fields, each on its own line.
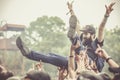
left=26, top=51, right=68, bottom=68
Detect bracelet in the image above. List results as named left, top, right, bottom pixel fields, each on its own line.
left=104, top=14, right=109, bottom=18
left=70, top=9, right=73, bottom=12
left=106, top=57, right=112, bottom=62
left=69, top=55, right=73, bottom=58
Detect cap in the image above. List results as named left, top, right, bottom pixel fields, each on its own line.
left=80, top=25, right=96, bottom=34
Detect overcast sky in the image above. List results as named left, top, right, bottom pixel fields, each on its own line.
left=0, top=0, right=120, bottom=29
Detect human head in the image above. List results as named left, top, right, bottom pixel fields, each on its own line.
left=77, top=71, right=103, bottom=80
left=0, top=65, right=14, bottom=80
left=80, top=25, right=96, bottom=34
left=97, top=72, right=111, bottom=80
left=24, top=70, right=51, bottom=80
left=80, top=25, right=96, bottom=45
left=7, top=76, right=21, bottom=80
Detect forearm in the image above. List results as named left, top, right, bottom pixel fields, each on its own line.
left=68, top=53, right=75, bottom=79
left=108, top=59, right=119, bottom=68
left=98, top=13, right=109, bottom=42
left=69, top=50, right=75, bottom=70
left=106, top=57, right=119, bottom=68
left=99, top=14, right=109, bottom=29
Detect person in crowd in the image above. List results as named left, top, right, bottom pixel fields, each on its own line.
left=23, top=70, right=51, bottom=80
left=95, top=44, right=119, bottom=68
left=7, top=76, right=21, bottom=80
left=68, top=40, right=97, bottom=80
left=57, top=67, right=68, bottom=80
left=67, top=1, right=115, bottom=72
left=58, top=40, right=112, bottom=80
left=77, top=71, right=111, bottom=80
left=35, top=60, right=44, bottom=72
left=95, top=44, right=120, bottom=80
left=0, top=65, right=14, bottom=80
left=16, top=37, right=97, bottom=72
left=16, top=36, right=68, bottom=69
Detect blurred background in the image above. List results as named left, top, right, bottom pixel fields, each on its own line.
left=0, top=0, right=120, bottom=79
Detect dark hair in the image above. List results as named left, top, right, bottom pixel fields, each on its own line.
left=77, top=71, right=103, bottom=80
left=0, top=65, right=14, bottom=80
left=0, top=71, right=13, bottom=80
left=98, top=72, right=111, bottom=80
left=113, top=74, right=120, bottom=80
left=25, top=70, right=51, bottom=80
left=108, top=67, right=120, bottom=80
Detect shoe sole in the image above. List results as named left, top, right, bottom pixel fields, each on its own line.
left=67, top=15, right=77, bottom=39
left=16, top=36, right=22, bottom=49
left=16, top=37, right=28, bottom=56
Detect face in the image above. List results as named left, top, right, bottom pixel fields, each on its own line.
left=82, top=32, right=91, bottom=41
left=82, top=32, right=94, bottom=45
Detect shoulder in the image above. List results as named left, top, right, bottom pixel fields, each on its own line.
left=93, top=38, right=104, bottom=47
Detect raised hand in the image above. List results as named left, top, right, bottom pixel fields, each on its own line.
left=66, top=1, right=74, bottom=15
left=105, top=2, right=116, bottom=16
left=58, top=67, right=68, bottom=80
left=67, top=1, right=73, bottom=10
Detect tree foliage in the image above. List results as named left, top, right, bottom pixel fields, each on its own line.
left=104, top=26, right=120, bottom=64
left=22, top=16, right=70, bottom=54
left=102, top=26, right=120, bottom=76
left=20, top=16, right=70, bottom=77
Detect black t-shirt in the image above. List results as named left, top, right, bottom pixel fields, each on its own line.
left=80, top=35, right=105, bottom=72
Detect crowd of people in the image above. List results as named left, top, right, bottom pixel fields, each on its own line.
left=0, top=1, right=120, bottom=80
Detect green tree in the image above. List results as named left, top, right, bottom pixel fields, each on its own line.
left=103, top=26, right=120, bottom=76
left=104, top=26, right=120, bottom=64
left=22, top=16, right=70, bottom=54
left=21, top=16, right=70, bottom=77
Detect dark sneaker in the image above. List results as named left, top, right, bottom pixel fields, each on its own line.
left=16, top=36, right=30, bottom=56
left=67, top=15, right=77, bottom=39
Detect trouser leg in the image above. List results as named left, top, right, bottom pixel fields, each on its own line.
left=26, top=51, right=68, bottom=68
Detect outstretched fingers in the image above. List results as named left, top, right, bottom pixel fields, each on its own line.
left=105, top=2, right=116, bottom=14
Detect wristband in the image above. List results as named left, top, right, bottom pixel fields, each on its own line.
left=70, top=9, right=73, bottom=12
left=106, top=57, right=112, bottom=62
left=104, top=14, right=109, bottom=18
left=69, top=56, right=73, bottom=58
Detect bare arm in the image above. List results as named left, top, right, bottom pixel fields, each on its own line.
left=95, top=44, right=119, bottom=68
left=97, top=2, right=115, bottom=42
left=68, top=45, right=75, bottom=78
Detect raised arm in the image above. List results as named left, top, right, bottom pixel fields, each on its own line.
left=68, top=45, right=75, bottom=78
left=97, top=2, right=115, bottom=42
